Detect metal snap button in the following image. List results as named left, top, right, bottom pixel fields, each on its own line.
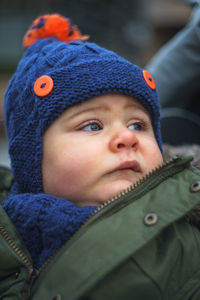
left=144, top=213, right=158, bottom=226
left=15, top=270, right=20, bottom=279
left=172, top=155, right=179, bottom=161
left=190, top=181, right=200, bottom=192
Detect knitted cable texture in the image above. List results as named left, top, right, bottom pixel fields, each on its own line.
left=2, top=193, right=96, bottom=269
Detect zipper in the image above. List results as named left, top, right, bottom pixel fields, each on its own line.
left=0, top=155, right=192, bottom=298
left=37, top=155, right=192, bottom=277
left=0, top=225, right=32, bottom=270
left=78, top=155, right=185, bottom=225
left=0, top=224, right=37, bottom=299
left=0, top=225, right=37, bottom=300
left=20, top=269, right=39, bottom=300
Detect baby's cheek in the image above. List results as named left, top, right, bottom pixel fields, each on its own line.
left=142, top=138, right=163, bottom=172
left=59, top=151, right=94, bottom=184
left=148, top=148, right=163, bottom=171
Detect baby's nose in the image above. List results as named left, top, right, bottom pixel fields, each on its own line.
left=109, top=129, right=139, bottom=153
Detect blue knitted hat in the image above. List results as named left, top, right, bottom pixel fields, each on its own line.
left=4, top=14, right=162, bottom=194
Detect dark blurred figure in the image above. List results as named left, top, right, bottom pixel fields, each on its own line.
left=147, top=0, right=200, bottom=145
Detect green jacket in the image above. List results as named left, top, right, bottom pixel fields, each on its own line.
left=1, top=156, right=200, bottom=300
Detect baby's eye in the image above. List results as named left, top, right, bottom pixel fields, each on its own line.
left=128, top=122, right=143, bottom=131
left=81, top=122, right=102, bottom=131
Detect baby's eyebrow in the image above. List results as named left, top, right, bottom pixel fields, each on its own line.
left=124, top=103, right=148, bottom=114
left=66, top=105, right=108, bottom=121
left=60, top=102, right=150, bottom=124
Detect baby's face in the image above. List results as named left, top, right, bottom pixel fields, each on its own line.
left=42, top=94, right=163, bottom=206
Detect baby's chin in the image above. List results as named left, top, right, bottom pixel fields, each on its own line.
left=80, top=180, right=134, bottom=207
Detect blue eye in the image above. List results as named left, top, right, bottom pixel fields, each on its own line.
left=128, top=123, right=143, bottom=131
left=82, top=122, right=102, bottom=131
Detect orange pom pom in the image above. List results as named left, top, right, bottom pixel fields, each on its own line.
left=23, top=14, right=89, bottom=49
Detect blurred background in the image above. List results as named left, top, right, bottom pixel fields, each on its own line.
left=0, top=0, right=191, bottom=167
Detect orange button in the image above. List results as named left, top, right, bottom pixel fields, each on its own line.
left=33, top=75, right=54, bottom=97
left=142, top=70, right=156, bottom=90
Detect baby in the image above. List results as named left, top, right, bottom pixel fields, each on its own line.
left=3, top=14, right=162, bottom=269
left=42, top=93, right=163, bottom=207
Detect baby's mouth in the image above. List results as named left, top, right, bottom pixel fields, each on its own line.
left=110, top=160, right=141, bottom=173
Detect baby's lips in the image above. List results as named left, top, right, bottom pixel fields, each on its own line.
left=110, top=160, right=141, bottom=173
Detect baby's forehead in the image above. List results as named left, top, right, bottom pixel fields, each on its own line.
left=60, top=93, right=150, bottom=120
